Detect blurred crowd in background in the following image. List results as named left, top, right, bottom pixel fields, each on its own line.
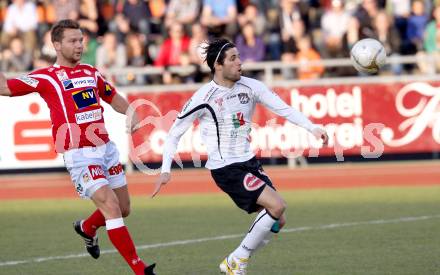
left=1, top=0, right=440, bottom=85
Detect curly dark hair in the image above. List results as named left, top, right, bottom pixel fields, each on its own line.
left=203, top=38, right=236, bottom=74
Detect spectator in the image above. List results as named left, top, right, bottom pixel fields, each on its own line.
left=406, top=0, right=428, bottom=52
left=201, top=0, right=237, bottom=38
left=122, top=0, right=151, bottom=34
left=424, top=5, right=440, bottom=54
left=372, top=11, right=401, bottom=74
left=154, top=23, right=190, bottom=84
left=353, top=0, right=380, bottom=38
left=280, top=0, right=305, bottom=55
left=264, top=4, right=282, bottom=60
left=235, top=22, right=265, bottom=63
left=96, top=32, right=127, bottom=84
left=165, top=0, right=200, bottom=32
left=1, top=0, right=38, bottom=52
left=371, top=11, right=402, bottom=74
left=294, top=35, right=324, bottom=80
left=280, top=17, right=306, bottom=79
left=423, top=5, right=440, bottom=73
left=320, top=0, right=350, bottom=58
left=154, top=23, right=190, bottom=67
left=108, top=13, right=130, bottom=43
left=126, top=32, right=149, bottom=84
left=1, top=37, right=32, bottom=72
left=237, top=3, right=265, bottom=36
left=387, top=0, right=410, bottom=43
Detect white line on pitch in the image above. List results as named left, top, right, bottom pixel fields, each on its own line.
left=1, top=214, right=439, bottom=267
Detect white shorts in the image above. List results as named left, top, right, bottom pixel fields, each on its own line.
left=63, top=141, right=126, bottom=199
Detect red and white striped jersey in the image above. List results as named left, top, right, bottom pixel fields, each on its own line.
left=7, top=63, right=117, bottom=152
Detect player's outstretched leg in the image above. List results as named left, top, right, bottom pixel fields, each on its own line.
left=73, top=209, right=106, bottom=259
left=91, top=186, right=155, bottom=274
left=220, top=186, right=286, bottom=274
left=219, top=209, right=275, bottom=275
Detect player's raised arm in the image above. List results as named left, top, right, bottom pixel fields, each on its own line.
left=256, top=81, right=328, bottom=145
left=0, top=72, right=11, bottom=96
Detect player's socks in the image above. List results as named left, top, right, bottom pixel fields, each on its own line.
left=82, top=209, right=106, bottom=237
left=106, top=218, right=146, bottom=275
left=230, top=209, right=277, bottom=259
left=253, top=220, right=281, bottom=253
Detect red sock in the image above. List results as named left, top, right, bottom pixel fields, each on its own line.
left=107, top=221, right=146, bottom=275
left=82, top=209, right=106, bottom=237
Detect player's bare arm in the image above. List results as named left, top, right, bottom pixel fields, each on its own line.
left=0, top=72, right=11, bottom=96
left=110, top=92, right=141, bottom=133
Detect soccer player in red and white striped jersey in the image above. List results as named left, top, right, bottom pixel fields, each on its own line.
left=0, top=20, right=156, bottom=275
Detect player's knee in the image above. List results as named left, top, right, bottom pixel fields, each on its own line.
left=121, top=206, right=131, bottom=217
left=271, top=199, right=286, bottom=218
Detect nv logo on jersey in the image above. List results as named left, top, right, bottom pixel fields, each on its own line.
left=232, top=112, right=245, bottom=128
left=72, top=88, right=98, bottom=109
left=104, top=81, right=113, bottom=96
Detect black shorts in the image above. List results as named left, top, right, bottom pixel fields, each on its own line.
left=211, top=157, right=275, bottom=214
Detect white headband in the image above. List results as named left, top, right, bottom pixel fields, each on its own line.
left=214, top=43, right=231, bottom=64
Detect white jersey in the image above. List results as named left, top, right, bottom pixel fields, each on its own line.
left=161, top=76, right=318, bottom=172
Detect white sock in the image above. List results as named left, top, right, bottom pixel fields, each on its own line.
left=105, top=218, right=124, bottom=230
left=230, top=209, right=277, bottom=259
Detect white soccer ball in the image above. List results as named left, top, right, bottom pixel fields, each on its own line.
left=350, top=38, right=387, bottom=74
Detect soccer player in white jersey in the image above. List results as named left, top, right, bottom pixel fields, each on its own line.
left=153, top=38, right=328, bottom=274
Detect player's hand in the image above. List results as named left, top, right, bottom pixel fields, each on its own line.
left=151, top=172, right=171, bottom=198
left=312, top=127, right=329, bottom=146
left=126, top=112, right=141, bottom=133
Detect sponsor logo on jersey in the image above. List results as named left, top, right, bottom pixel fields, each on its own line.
left=104, top=81, right=113, bottom=96
left=88, top=165, right=106, bottom=180
left=62, top=77, right=96, bottom=90
left=232, top=112, right=245, bottom=128
left=75, top=109, right=102, bottom=124
left=72, top=88, right=98, bottom=109
left=17, top=76, right=39, bottom=88
left=108, top=163, right=123, bottom=176
left=238, top=93, right=250, bottom=104
left=56, top=69, right=69, bottom=81
left=243, top=173, right=265, bottom=191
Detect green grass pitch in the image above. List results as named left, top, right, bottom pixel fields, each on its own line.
left=0, top=186, right=439, bottom=275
